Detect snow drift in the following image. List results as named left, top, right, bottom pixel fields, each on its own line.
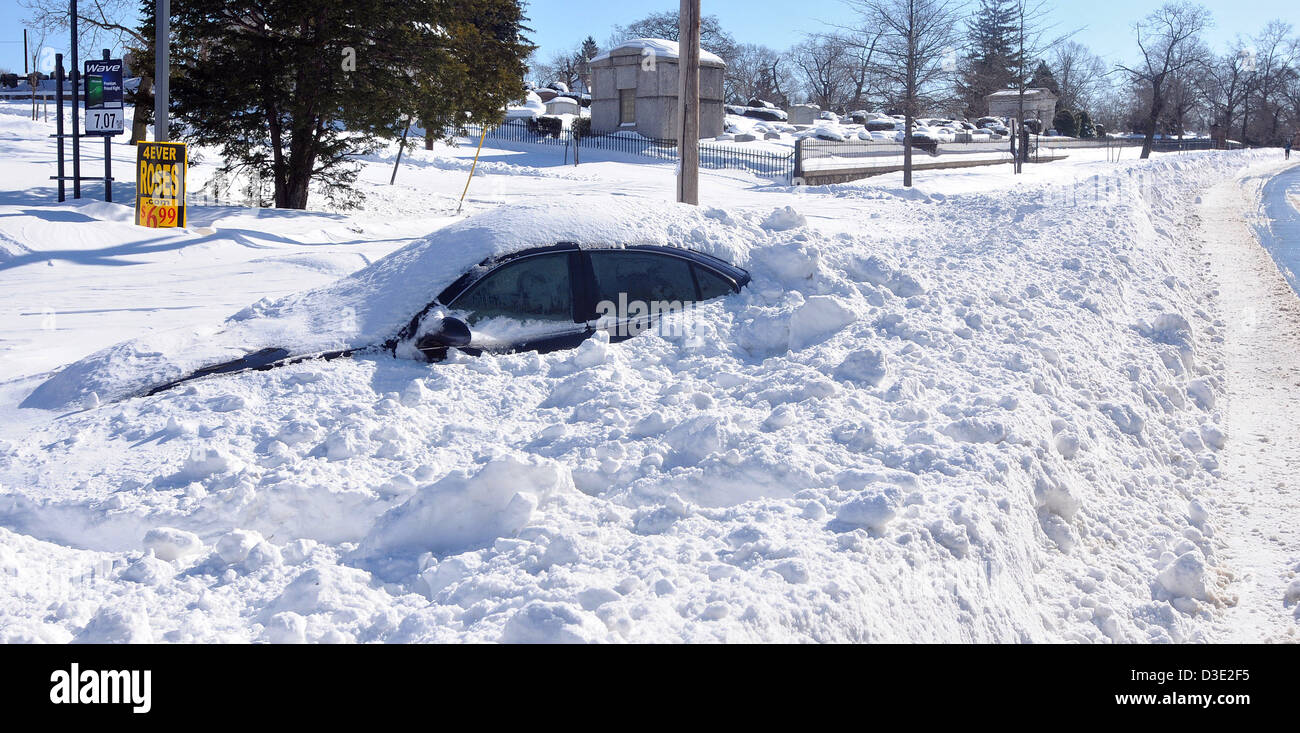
left=0, top=149, right=1275, bottom=643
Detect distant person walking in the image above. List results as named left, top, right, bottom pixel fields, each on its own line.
left=1288, top=131, right=1299, bottom=160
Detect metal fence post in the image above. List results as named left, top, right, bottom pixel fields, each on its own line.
left=793, top=137, right=804, bottom=184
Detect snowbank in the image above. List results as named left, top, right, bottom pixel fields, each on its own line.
left=0, top=148, right=1278, bottom=642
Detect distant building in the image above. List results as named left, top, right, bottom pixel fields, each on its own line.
left=544, top=96, right=581, bottom=117
left=985, top=88, right=1058, bottom=123
left=588, top=38, right=725, bottom=140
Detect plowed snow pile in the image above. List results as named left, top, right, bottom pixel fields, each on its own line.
left=0, top=149, right=1275, bottom=643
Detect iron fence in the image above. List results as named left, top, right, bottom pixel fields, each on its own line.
left=1034, top=136, right=1245, bottom=153
left=454, top=121, right=1242, bottom=185
left=459, top=121, right=796, bottom=182
left=794, top=132, right=1245, bottom=179
left=795, top=136, right=1026, bottom=175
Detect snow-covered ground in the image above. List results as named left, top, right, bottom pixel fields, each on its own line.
left=1, top=100, right=1297, bottom=643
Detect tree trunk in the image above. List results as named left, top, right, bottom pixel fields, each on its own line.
left=903, top=113, right=913, bottom=187
left=284, top=140, right=314, bottom=209
left=1140, top=103, right=1160, bottom=159
left=1017, top=97, right=1025, bottom=173
left=267, top=114, right=288, bottom=208
left=1240, top=97, right=1249, bottom=146
left=286, top=163, right=312, bottom=209
left=130, top=74, right=153, bottom=145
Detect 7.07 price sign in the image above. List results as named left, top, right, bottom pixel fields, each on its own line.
left=83, top=58, right=125, bottom=136
left=135, top=141, right=187, bottom=228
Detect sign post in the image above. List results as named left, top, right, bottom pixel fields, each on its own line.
left=71, top=0, right=80, bottom=199
left=55, top=54, right=65, bottom=202
left=156, top=0, right=169, bottom=142
left=135, top=141, right=187, bottom=228
left=84, top=50, right=125, bottom=202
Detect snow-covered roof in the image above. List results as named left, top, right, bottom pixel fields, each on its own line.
left=23, top=197, right=752, bottom=409
left=590, top=38, right=725, bottom=67
left=987, top=88, right=1057, bottom=100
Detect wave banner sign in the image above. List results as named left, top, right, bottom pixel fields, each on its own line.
left=83, top=58, right=125, bottom=136
left=135, top=141, right=187, bottom=228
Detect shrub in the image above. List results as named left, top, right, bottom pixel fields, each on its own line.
left=1053, top=108, right=1079, bottom=138
left=526, top=116, right=564, bottom=138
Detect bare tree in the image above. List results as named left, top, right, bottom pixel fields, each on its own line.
left=1159, top=44, right=1210, bottom=138
left=1116, top=2, right=1212, bottom=158
left=727, top=44, right=795, bottom=106
left=1285, top=38, right=1300, bottom=139
left=21, top=0, right=153, bottom=143
left=1006, top=0, right=1067, bottom=171
left=792, top=34, right=854, bottom=110
left=611, top=11, right=739, bottom=68
left=1195, top=38, right=1253, bottom=140
left=842, top=29, right=886, bottom=111
left=1243, top=20, right=1298, bottom=144
left=1196, top=40, right=1248, bottom=134
left=851, top=0, right=963, bottom=186
left=534, top=47, right=583, bottom=91
left=22, top=0, right=142, bottom=49
left=1050, top=40, right=1107, bottom=111
left=25, top=26, right=48, bottom=74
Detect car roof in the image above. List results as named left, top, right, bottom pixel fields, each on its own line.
left=444, top=242, right=748, bottom=299
left=391, top=242, right=750, bottom=344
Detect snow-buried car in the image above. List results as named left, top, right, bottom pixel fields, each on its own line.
left=22, top=198, right=752, bottom=409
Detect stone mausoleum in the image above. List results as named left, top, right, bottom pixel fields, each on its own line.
left=985, top=88, right=1058, bottom=124
left=588, top=38, right=725, bottom=140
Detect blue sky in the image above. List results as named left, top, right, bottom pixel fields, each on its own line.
left=0, top=0, right=1292, bottom=75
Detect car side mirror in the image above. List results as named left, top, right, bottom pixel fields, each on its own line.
left=415, top=317, right=472, bottom=355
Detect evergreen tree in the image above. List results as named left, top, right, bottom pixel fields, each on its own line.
left=1076, top=109, right=1096, bottom=138
left=129, top=0, right=157, bottom=145
left=576, top=36, right=600, bottom=93
left=1052, top=107, right=1078, bottom=136
left=168, top=0, right=532, bottom=210
left=956, top=0, right=1021, bottom=117
left=579, top=36, right=600, bottom=64
left=1030, top=60, right=1060, bottom=94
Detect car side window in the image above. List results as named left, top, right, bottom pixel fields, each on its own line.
left=451, top=253, right=573, bottom=324
left=589, top=251, right=698, bottom=307
left=694, top=265, right=736, bottom=300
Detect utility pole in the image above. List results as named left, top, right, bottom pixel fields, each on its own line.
left=675, top=0, right=700, bottom=205
left=155, top=0, right=169, bottom=142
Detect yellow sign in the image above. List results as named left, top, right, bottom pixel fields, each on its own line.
left=135, top=141, right=187, bottom=228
